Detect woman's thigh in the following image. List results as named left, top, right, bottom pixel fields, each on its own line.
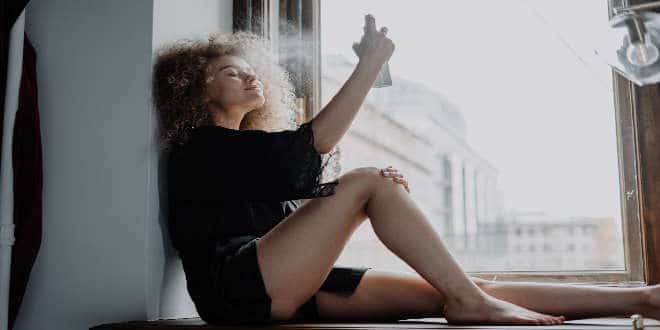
left=315, top=269, right=446, bottom=321
left=257, top=167, right=398, bottom=320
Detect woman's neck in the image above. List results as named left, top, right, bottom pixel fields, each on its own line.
left=210, top=108, right=244, bottom=130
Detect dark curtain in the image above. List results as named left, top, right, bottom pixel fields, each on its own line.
left=2, top=1, right=42, bottom=329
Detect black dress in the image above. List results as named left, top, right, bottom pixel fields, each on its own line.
left=166, top=118, right=372, bottom=325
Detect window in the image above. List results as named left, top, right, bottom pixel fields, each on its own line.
left=542, top=227, right=550, bottom=236
left=318, top=0, right=641, bottom=282
left=252, top=0, right=652, bottom=284
left=543, top=243, right=552, bottom=252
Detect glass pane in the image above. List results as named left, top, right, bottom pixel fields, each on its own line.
left=321, top=0, right=626, bottom=273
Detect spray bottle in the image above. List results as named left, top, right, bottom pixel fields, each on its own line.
left=353, top=14, right=392, bottom=88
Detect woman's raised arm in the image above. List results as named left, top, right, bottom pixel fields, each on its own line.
left=310, top=15, right=395, bottom=154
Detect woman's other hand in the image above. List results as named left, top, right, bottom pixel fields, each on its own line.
left=379, top=166, right=410, bottom=193
left=353, top=14, right=395, bottom=69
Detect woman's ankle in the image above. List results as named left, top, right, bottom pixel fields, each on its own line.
left=445, top=290, right=489, bottom=308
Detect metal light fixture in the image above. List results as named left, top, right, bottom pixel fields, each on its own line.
left=594, top=1, right=660, bottom=86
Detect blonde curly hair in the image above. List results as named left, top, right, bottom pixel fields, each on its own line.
left=152, top=31, right=299, bottom=151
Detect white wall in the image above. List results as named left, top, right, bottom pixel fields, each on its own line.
left=14, top=1, right=232, bottom=329
left=153, top=0, right=233, bottom=49
left=150, top=0, right=232, bottom=320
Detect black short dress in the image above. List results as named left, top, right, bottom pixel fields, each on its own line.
left=166, top=118, right=372, bottom=325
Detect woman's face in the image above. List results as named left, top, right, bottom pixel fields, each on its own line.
left=203, top=55, right=265, bottom=114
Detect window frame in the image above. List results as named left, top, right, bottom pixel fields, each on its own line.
left=236, top=0, right=659, bottom=286
left=627, top=0, right=660, bottom=286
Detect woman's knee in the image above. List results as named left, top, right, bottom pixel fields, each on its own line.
left=339, top=167, right=386, bottom=196
left=336, top=167, right=402, bottom=219
left=341, top=167, right=385, bottom=185
left=341, top=166, right=403, bottom=194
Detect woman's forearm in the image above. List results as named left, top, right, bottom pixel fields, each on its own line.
left=310, top=60, right=383, bottom=154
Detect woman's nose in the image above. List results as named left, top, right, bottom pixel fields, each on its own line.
left=244, top=71, right=256, bottom=82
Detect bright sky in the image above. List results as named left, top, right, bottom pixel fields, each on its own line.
left=321, top=0, right=622, bottom=219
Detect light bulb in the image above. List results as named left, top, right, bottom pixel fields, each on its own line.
left=626, top=40, right=660, bottom=67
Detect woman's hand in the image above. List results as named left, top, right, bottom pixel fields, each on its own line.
left=353, top=14, right=395, bottom=70
left=380, top=166, right=410, bottom=193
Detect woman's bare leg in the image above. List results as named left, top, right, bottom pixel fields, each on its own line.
left=362, top=168, right=564, bottom=325
left=315, top=270, right=660, bottom=322
left=476, top=278, right=660, bottom=321
left=257, top=168, right=373, bottom=320
left=257, top=167, right=564, bottom=325
left=315, top=269, right=447, bottom=321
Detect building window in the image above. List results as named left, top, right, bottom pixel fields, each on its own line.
left=262, top=0, right=646, bottom=284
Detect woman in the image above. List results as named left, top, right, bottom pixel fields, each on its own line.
left=152, top=25, right=660, bottom=326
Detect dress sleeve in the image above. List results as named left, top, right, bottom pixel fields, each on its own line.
left=188, top=118, right=339, bottom=202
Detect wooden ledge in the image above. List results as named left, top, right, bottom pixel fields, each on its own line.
left=89, top=317, right=659, bottom=330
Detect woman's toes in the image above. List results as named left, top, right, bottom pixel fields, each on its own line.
left=545, top=316, right=559, bottom=325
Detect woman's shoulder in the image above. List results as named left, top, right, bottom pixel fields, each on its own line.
left=191, top=124, right=240, bottom=137
left=170, top=122, right=310, bottom=160
left=191, top=124, right=273, bottom=140
left=183, top=125, right=246, bottom=148
left=167, top=126, right=268, bottom=164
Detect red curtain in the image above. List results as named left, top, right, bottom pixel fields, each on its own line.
left=2, top=1, right=42, bottom=329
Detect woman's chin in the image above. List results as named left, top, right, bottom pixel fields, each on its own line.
left=244, top=101, right=265, bottom=113
left=249, top=96, right=266, bottom=109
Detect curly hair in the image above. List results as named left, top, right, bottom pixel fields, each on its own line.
left=152, top=31, right=299, bottom=151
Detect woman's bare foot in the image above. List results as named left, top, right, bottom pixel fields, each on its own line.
left=640, top=284, right=660, bottom=321
left=443, top=294, right=565, bottom=326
